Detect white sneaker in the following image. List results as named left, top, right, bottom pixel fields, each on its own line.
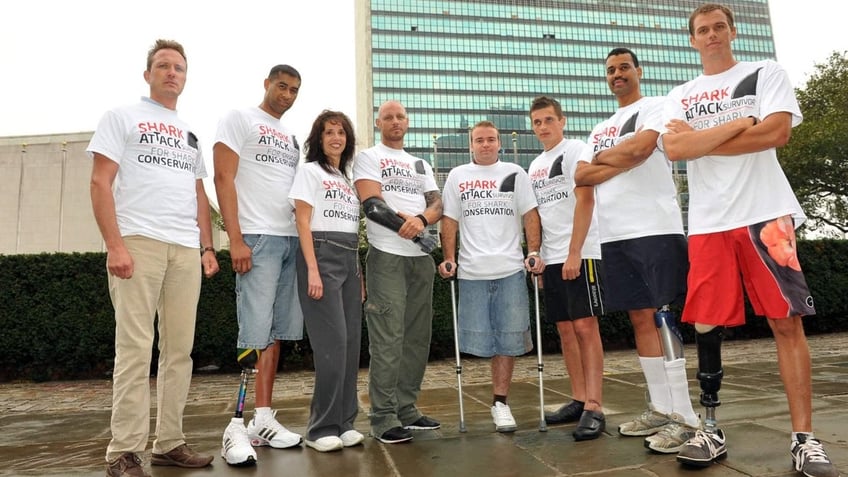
left=221, top=418, right=257, bottom=466
left=305, top=436, right=344, bottom=452
left=247, top=411, right=303, bottom=448
left=340, top=430, right=365, bottom=447
left=491, top=402, right=517, bottom=433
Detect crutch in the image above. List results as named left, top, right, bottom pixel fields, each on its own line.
left=446, top=263, right=467, bottom=433
left=529, top=258, right=547, bottom=432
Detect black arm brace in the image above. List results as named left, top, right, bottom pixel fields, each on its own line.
left=363, top=196, right=437, bottom=253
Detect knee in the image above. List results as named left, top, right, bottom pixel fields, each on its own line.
left=767, top=316, right=804, bottom=340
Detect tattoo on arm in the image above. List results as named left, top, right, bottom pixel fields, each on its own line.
left=424, top=190, right=443, bottom=215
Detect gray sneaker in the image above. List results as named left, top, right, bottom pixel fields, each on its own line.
left=677, top=429, right=728, bottom=467
left=645, top=422, right=699, bottom=454
left=618, top=409, right=670, bottom=437
left=791, top=434, right=840, bottom=477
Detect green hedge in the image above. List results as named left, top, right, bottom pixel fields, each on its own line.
left=1, top=240, right=846, bottom=382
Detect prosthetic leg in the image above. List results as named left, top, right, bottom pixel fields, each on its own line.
left=234, top=348, right=261, bottom=418
left=695, top=326, right=724, bottom=433
left=222, top=348, right=261, bottom=466
left=675, top=325, right=728, bottom=466
left=655, top=305, right=684, bottom=362
left=363, top=197, right=437, bottom=253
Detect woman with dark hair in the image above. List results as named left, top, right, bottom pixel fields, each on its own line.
left=288, top=110, right=364, bottom=452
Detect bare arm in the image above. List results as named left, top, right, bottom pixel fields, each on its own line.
left=437, top=216, right=458, bottom=278
left=593, top=129, right=658, bottom=169
left=522, top=208, right=544, bottom=274
left=663, top=116, right=756, bottom=161
left=294, top=200, right=322, bottom=300
left=563, top=185, right=594, bottom=280
left=90, top=153, right=133, bottom=279
left=708, top=112, right=793, bottom=156
left=213, top=142, right=251, bottom=274
left=574, top=161, right=627, bottom=186
left=196, top=180, right=219, bottom=278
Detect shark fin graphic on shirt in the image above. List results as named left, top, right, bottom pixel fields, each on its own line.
left=499, top=172, right=518, bottom=192
left=187, top=131, right=198, bottom=149
left=620, top=112, right=639, bottom=136
left=732, top=68, right=762, bottom=98
left=414, top=159, right=427, bottom=174
left=548, top=155, right=564, bottom=178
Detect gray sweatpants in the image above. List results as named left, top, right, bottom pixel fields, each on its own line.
left=296, top=231, right=362, bottom=440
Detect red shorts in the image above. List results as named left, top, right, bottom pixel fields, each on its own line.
left=682, top=216, right=815, bottom=327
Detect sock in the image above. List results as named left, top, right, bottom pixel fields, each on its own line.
left=493, top=395, right=507, bottom=406
left=254, top=406, right=273, bottom=422
left=664, top=358, right=700, bottom=427
left=640, top=356, right=672, bottom=415
left=792, top=431, right=814, bottom=443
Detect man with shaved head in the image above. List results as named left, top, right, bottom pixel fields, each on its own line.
left=353, top=100, right=443, bottom=444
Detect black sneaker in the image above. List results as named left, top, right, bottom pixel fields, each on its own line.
left=404, top=416, right=441, bottom=430
left=791, top=434, right=840, bottom=477
left=376, top=426, right=413, bottom=444
left=545, top=400, right=584, bottom=425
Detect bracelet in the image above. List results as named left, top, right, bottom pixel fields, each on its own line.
left=416, top=214, right=429, bottom=227
left=527, top=251, right=540, bottom=257
left=201, top=246, right=215, bottom=255
left=748, top=116, right=759, bottom=126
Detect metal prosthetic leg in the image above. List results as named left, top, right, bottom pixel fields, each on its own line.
left=362, top=197, right=437, bottom=253
left=234, top=348, right=261, bottom=419
left=695, top=327, right=724, bottom=432
left=655, top=305, right=684, bottom=361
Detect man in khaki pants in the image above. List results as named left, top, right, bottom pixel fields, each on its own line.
left=89, top=39, right=218, bottom=477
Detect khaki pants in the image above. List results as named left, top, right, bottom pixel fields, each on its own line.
left=105, top=236, right=201, bottom=461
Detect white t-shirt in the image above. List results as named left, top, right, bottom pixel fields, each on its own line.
left=442, top=160, right=538, bottom=280
left=288, top=162, right=360, bottom=233
left=86, top=97, right=206, bottom=248
left=662, top=60, right=805, bottom=234
left=214, top=107, right=299, bottom=236
left=528, top=139, right=601, bottom=263
left=353, top=143, right=439, bottom=256
left=581, top=96, right=684, bottom=243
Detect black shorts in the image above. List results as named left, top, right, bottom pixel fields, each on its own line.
left=600, top=234, right=688, bottom=312
left=542, top=259, right=605, bottom=323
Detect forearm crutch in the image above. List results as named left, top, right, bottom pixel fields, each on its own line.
left=529, top=258, right=547, bottom=432
left=446, top=263, right=467, bottom=433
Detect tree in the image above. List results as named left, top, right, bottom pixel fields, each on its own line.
left=779, top=51, right=848, bottom=237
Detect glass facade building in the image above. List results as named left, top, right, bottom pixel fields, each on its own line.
left=355, top=0, right=776, bottom=186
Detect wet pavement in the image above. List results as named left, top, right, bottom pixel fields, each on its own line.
left=1, top=332, right=847, bottom=476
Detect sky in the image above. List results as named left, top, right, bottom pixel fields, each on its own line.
left=1, top=0, right=844, bottom=176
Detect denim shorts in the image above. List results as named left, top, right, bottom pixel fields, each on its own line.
left=457, top=270, right=532, bottom=357
left=236, top=234, right=303, bottom=348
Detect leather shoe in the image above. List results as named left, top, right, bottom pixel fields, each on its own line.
left=544, top=400, right=584, bottom=424
left=573, top=410, right=606, bottom=441
left=151, top=444, right=213, bottom=468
